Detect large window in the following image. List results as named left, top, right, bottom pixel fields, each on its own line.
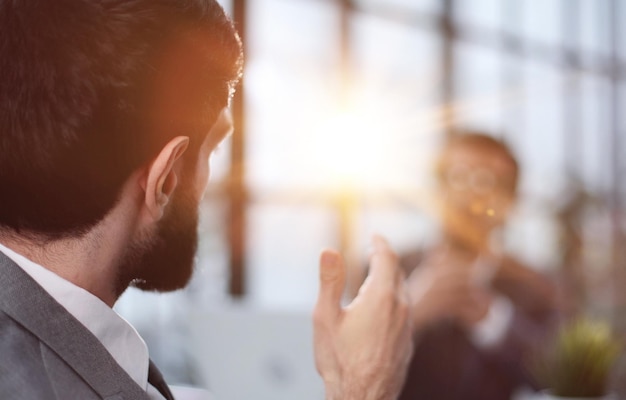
left=229, top=0, right=625, bottom=312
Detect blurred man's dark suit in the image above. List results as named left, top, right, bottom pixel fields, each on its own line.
left=0, top=250, right=151, bottom=400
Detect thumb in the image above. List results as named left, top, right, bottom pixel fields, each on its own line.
left=315, top=250, right=346, bottom=323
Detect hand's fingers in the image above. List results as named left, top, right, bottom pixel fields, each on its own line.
left=315, top=250, right=346, bottom=323
left=408, top=268, right=470, bottom=299
left=393, top=266, right=408, bottom=302
left=367, top=235, right=400, bottom=286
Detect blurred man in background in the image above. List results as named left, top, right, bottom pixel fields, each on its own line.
left=399, top=132, right=557, bottom=400
left=0, top=1, right=412, bottom=399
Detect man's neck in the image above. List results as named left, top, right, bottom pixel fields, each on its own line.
left=0, top=204, right=138, bottom=307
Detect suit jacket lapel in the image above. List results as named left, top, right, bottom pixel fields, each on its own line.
left=0, top=251, right=150, bottom=400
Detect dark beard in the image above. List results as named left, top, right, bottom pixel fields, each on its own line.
left=115, top=187, right=199, bottom=296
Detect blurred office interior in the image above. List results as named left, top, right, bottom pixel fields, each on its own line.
left=114, top=1, right=626, bottom=399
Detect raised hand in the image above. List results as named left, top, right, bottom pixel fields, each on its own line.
left=313, top=236, right=413, bottom=400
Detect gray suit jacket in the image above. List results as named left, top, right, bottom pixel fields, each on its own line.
left=0, top=250, right=151, bottom=400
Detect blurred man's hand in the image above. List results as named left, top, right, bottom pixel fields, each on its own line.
left=313, top=236, right=413, bottom=400
left=408, top=251, right=493, bottom=330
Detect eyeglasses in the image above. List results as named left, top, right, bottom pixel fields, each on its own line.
left=440, top=163, right=516, bottom=195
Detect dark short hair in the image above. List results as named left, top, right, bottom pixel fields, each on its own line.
left=0, top=0, right=243, bottom=237
left=435, top=131, right=519, bottom=193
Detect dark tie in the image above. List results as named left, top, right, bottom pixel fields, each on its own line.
left=148, top=360, right=175, bottom=400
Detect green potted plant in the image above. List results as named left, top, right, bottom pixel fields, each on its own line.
left=531, top=317, right=622, bottom=399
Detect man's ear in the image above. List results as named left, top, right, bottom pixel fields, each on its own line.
left=140, top=136, right=190, bottom=221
